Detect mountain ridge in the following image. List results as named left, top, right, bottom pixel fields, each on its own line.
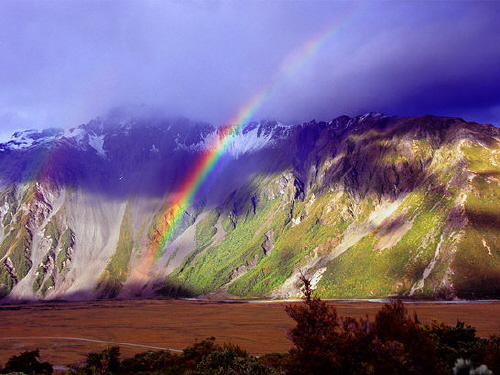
left=1, top=112, right=499, bottom=302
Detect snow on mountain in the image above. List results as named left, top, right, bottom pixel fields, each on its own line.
left=2, top=128, right=63, bottom=150
left=174, top=119, right=291, bottom=157
left=62, top=126, right=87, bottom=143
left=1, top=114, right=292, bottom=162
left=229, top=121, right=282, bottom=157
left=88, top=133, right=107, bottom=158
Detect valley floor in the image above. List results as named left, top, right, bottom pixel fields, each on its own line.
left=0, top=299, right=498, bottom=366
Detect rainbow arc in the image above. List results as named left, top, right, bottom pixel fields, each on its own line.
left=133, top=4, right=364, bottom=278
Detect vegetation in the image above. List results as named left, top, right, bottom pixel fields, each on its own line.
left=43, top=217, right=61, bottom=250
left=170, top=190, right=281, bottom=295
left=32, top=251, right=55, bottom=293
left=98, top=203, right=134, bottom=298
left=0, top=269, right=14, bottom=298
left=168, top=174, right=357, bottom=297
left=0, top=185, right=17, bottom=228
left=194, top=209, right=220, bottom=251
left=452, top=168, right=500, bottom=298
left=62, top=338, right=280, bottom=375
left=56, top=228, right=74, bottom=273
left=40, top=275, right=55, bottom=297
left=284, top=276, right=499, bottom=374
left=3, top=277, right=499, bottom=374
left=1, top=349, right=52, bottom=374
left=32, top=266, right=46, bottom=292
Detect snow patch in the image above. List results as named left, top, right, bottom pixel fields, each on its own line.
left=88, top=134, right=107, bottom=158
left=174, top=122, right=284, bottom=157
left=3, top=129, right=61, bottom=150
left=228, top=126, right=274, bottom=158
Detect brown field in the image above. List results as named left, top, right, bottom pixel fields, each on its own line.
left=0, top=299, right=499, bottom=367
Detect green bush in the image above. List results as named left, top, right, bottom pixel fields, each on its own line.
left=40, top=276, right=54, bottom=297
left=2, top=349, right=52, bottom=375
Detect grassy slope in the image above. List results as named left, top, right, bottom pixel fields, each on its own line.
left=0, top=184, right=37, bottom=297
left=167, top=121, right=500, bottom=299
left=452, top=143, right=500, bottom=298
left=31, top=212, right=75, bottom=297
left=315, top=131, right=464, bottom=298
left=98, top=202, right=134, bottom=298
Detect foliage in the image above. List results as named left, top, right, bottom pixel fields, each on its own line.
left=482, top=335, right=500, bottom=375
left=1, top=349, right=53, bottom=375
left=154, top=277, right=194, bottom=298
left=98, top=203, right=134, bottom=298
left=32, top=251, right=55, bottom=293
left=194, top=209, right=220, bottom=251
left=284, top=275, right=500, bottom=375
left=452, top=171, right=500, bottom=298
left=316, top=187, right=453, bottom=297
left=170, top=194, right=279, bottom=295
left=55, top=227, right=75, bottom=272
left=43, top=218, right=61, bottom=250
left=32, top=267, right=45, bottom=292
left=76, top=346, right=121, bottom=375
left=196, top=346, right=280, bottom=375
left=119, top=350, right=179, bottom=375
left=65, top=337, right=281, bottom=375
left=40, top=275, right=55, bottom=297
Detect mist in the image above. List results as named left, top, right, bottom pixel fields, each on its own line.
left=1, top=1, right=499, bottom=140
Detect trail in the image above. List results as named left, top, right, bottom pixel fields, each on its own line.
left=0, top=336, right=182, bottom=352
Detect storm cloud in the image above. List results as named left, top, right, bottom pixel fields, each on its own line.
left=1, top=1, right=499, bottom=139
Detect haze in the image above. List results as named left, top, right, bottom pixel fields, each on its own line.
left=1, top=1, right=499, bottom=141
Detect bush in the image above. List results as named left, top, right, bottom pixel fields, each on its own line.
left=2, top=349, right=53, bottom=375
left=78, top=346, right=120, bottom=375
left=285, top=274, right=443, bottom=375
left=196, top=345, right=280, bottom=375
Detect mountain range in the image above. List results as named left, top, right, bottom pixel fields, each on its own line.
left=1, top=109, right=499, bottom=301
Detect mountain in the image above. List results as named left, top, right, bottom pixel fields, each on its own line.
left=0, top=111, right=499, bottom=301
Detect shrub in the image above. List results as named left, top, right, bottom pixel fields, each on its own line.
left=79, top=346, right=120, bottom=375
left=2, top=349, right=53, bottom=375
left=196, top=345, right=280, bottom=375
left=285, top=274, right=444, bottom=375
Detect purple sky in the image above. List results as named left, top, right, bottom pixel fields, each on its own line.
left=1, top=1, right=499, bottom=140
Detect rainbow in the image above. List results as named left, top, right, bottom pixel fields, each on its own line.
left=133, top=4, right=364, bottom=278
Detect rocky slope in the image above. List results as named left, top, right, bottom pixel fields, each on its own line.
left=0, top=111, right=499, bottom=301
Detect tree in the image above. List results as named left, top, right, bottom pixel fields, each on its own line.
left=2, top=349, right=53, bottom=375
left=285, top=274, right=342, bottom=374
left=285, top=274, right=445, bottom=375
left=84, top=346, right=120, bottom=375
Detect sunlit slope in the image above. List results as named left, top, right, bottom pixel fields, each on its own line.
left=168, top=116, right=500, bottom=299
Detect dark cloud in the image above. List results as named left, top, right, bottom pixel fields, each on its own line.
left=0, top=1, right=499, bottom=137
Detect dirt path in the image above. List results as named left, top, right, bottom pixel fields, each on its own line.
left=0, top=336, right=180, bottom=352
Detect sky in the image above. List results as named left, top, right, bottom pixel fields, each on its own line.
left=1, top=1, right=500, bottom=141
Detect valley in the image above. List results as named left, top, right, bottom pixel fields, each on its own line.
left=0, top=299, right=498, bottom=367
